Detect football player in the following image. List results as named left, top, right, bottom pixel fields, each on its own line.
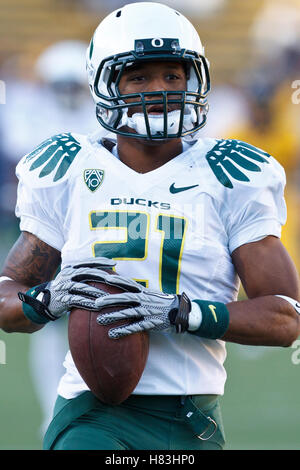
left=0, top=2, right=300, bottom=450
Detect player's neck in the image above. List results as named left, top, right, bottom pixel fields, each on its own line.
left=116, top=136, right=183, bottom=174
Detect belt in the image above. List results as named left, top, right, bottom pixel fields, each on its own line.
left=182, top=396, right=220, bottom=441
left=122, top=393, right=217, bottom=412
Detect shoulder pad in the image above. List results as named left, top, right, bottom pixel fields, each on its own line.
left=205, top=139, right=271, bottom=189
left=19, top=132, right=83, bottom=184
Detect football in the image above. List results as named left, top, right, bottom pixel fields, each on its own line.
left=68, top=273, right=149, bottom=405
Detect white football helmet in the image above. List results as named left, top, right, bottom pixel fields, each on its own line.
left=86, top=2, right=210, bottom=140
left=35, top=40, right=89, bottom=109
left=36, top=40, right=88, bottom=85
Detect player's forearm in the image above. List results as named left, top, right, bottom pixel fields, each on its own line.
left=222, top=295, right=300, bottom=347
left=0, top=232, right=61, bottom=333
left=0, top=280, right=43, bottom=333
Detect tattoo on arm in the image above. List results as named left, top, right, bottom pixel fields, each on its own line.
left=1, top=232, right=61, bottom=286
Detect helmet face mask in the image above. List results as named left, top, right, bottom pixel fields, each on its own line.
left=87, top=3, right=210, bottom=140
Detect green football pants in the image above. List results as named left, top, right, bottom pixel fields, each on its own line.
left=43, top=392, right=225, bottom=450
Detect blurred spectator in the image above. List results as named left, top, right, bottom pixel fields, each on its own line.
left=240, top=0, right=300, bottom=272
left=250, top=0, right=300, bottom=63
left=1, top=40, right=97, bottom=163
left=229, top=89, right=299, bottom=175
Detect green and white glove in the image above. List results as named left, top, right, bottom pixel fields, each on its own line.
left=95, top=283, right=230, bottom=340
left=96, top=285, right=192, bottom=339
left=18, top=257, right=139, bottom=324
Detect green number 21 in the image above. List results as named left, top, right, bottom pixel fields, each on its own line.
left=89, top=210, right=187, bottom=294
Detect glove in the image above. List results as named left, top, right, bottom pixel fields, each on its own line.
left=95, top=285, right=192, bottom=339
left=18, top=257, right=140, bottom=324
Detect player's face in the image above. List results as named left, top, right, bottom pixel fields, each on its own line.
left=118, top=61, right=187, bottom=117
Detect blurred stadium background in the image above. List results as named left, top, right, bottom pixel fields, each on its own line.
left=0, top=0, right=300, bottom=450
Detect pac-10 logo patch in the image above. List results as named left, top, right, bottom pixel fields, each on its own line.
left=84, top=169, right=104, bottom=192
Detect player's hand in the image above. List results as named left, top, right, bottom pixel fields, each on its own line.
left=18, top=257, right=123, bottom=323
left=95, top=286, right=192, bottom=339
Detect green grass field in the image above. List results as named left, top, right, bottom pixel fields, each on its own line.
left=0, top=329, right=299, bottom=450
left=0, top=330, right=43, bottom=449
left=221, top=343, right=300, bottom=449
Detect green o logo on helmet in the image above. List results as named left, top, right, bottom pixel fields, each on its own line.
left=151, top=38, right=164, bottom=48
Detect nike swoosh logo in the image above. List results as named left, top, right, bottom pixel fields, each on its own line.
left=208, top=304, right=218, bottom=323
left=169, top=183, right=199, bottom=194
left=149, top=292, right=175, bottom=300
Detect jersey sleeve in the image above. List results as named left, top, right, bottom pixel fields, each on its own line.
left=15, top=179, right=66, bottom=251
left=15, top=132, right=82, bottom=251
left=220, top=142, right=287, bottom=254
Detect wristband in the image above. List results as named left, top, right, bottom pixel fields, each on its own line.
left=275, top=295, right=300, bottom=315
left=188, top=301, right=203, bottom=331
left=18, top=285, right=52, bottom=325
left=188, top=300, right=229, bottom=340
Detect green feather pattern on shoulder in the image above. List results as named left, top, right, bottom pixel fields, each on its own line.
left=24, top=133, right=81, bottom=182
left=206, top=139, right=270, bottom=189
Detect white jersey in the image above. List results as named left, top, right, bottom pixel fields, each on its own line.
left=15, top=132, right=286, bottom=399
